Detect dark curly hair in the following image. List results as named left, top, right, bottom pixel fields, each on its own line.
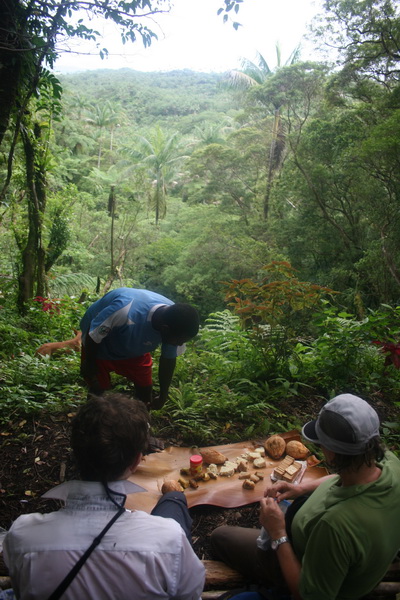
left=71, top=393, right=149, bottom=482
left=325, top=436, right=386, bottom=474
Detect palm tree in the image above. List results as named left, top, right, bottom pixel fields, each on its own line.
left=192, top=119, right=234, bottom=146
left=68, top=94, right=92, bottom=120
left=227, top=43, right=301, bottom=220
left=130, top=127, right=187, bottom=225
left=85, top=101, right=120, bottom=168
left=228, top=43, right=301, bottom=87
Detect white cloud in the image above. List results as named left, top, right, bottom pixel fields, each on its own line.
left=54, top=0, right=323, bottom=74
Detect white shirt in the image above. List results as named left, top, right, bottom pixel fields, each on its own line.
left=4, top=480, right=205, bottom=600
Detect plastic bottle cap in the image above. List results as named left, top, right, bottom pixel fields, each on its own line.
left=190, top=454, right=203, bottom=465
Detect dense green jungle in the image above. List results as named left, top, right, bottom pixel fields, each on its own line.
left=1, top=0, right=400, bottom=466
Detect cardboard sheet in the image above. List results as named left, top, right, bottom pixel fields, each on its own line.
left=125, top=432, right=328, bottom=513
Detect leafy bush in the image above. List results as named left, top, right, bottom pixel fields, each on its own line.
left=0, top=294, right=87, bottom=423
left=223, top=262, right=336, bottom=380
left=0, top=353, right=84, bottom=423
left=293, top=303, right=400, bottom=396
left=22, top=295, right=88, bottom=343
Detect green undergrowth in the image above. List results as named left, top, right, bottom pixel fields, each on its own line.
left=0, top=295, right=399, bottom=453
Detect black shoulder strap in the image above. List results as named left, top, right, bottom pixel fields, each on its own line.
left=47, top=506, right=125, bottom=600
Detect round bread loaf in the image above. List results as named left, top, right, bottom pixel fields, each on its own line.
left=161, top=480, right=184, bottom=493
left=264, top=435, right=286, bottom=459
left=286, top=440, right=309, bottom=460
left=200, top=448, right=227, bottom=465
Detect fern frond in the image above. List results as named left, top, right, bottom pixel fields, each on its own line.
left=49, top=273, right=98, bottom=296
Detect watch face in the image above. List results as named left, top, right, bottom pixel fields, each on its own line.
left=271, top=540, right=278, bottom=550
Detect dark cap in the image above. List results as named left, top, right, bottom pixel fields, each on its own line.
left=302, top=394, right=380, bottom=455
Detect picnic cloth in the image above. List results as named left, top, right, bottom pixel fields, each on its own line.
left=126, top=431, right=328, bottom=513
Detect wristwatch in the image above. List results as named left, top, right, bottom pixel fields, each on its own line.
left=271, top=536, right=289, bottom=550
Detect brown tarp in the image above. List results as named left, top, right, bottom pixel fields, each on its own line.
left=126, top=431, right=328, bottom=513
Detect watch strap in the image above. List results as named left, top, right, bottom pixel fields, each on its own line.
left=271, top=535, right=289, bottom=550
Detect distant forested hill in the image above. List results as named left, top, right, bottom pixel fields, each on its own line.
left=59, top=69, right=239, bottom=130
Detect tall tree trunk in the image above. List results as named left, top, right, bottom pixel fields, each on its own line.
left=18, top=120, right=47, bottom=312
left=102, top=249, right=126, bottom=294
left=155, top=180, right=161, bottom=226
left=108, top=185, right=116, bottom=272
left=264, top=108, right=281, bottom=220
left=0, top=0, right=25, bottom=148
left=380, top=229, right=400, bottom=289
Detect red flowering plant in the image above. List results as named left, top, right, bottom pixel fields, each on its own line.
left=33, top=296, right=61, bottom=315
left=372, top=341, right=400, bottom=370
left=364, top=305, right=400, bottom=371
left=28, top=295, right=84, bottom=341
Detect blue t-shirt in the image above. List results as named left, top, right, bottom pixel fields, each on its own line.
left=80, top=288, right=182, bottom=360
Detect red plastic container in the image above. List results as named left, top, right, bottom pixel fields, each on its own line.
left=190, top=454, right=203, bottom=477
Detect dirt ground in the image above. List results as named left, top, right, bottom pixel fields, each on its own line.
left=1, top=393, right=399, bottom=563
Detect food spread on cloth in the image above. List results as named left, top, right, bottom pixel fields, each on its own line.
left=125, top=431, right=327, bottom=513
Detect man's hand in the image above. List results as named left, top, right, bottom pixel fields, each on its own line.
left=265, top=481, right=304, bottom=502
left=259, top=497, right=287, bottom=540
left=87, top=380, right=104, bottom=396
left=150, top=394, right=167, bottom=411
left=265, top=474, right=335, bottom=503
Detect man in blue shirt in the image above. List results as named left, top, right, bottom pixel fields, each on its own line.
left=80, top=288, right=199, bottom=410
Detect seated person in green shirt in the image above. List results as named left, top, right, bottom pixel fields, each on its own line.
left=211, top=394, right=400, bottom=600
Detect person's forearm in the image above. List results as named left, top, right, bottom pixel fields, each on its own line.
left=158, top=356, right=176, bottom=400
left=267, top=474, right=335, bottom=502
left=275, top=541, right=303, bottom=600
left=298, top=474, right=335, bottom=495
left=259, top=495, right=303, bottom=598
left=82, top=335, right=98, bottom=376
left=81, top=333, right=102, bottom=393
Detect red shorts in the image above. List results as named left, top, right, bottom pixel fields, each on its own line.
left=83, top=350, right=153, bottom=390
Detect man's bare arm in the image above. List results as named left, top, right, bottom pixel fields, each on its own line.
left=153, top=356, right=176, bottom=409
left=259, top=496, right=303, bottom=600
left=81, top=333, right=103, bottom=395
left=265, top=475, right=335, bottom=502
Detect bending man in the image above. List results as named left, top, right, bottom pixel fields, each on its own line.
left=80, top=287, right=199, bottom=409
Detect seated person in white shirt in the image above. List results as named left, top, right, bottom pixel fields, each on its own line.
left=4, top=393, right=205, bottom=600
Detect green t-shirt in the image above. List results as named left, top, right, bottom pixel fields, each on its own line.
left=292, top=451, right=400, bottom=600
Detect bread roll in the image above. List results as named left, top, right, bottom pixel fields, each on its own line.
left=286, top=440, right=309, bottom=460
left=264, top=435, right=286, bottom=459
left=200, top=448, right=227, bottom=465
left=161, top=480, right=184, bottom=493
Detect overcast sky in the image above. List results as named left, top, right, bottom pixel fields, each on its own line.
left=54, top=0, right=324, bottom=74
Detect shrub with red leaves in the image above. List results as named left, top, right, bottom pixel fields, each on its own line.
left=33, top=296, right=61, bottom=315
left=373, top=341, right=400, bottom=369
